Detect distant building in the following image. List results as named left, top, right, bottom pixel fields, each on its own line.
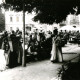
left=66, top=14, right=80, bottom=27
left=5, top=10, right=23, bottom=31
left=5, top=9, right=60, bottom=32
left=5, top=9, right=38, bottom=32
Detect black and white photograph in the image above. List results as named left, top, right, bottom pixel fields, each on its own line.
left=0, top=0, right=80, bottom=80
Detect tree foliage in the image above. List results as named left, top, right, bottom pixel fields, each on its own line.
left=4, top=0, right=80, bottom=24
left=0, top=8, right=5, bottom=31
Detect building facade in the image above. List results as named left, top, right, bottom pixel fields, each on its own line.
left=5, top=10, right=38, bottom=32
left=5, top=10, right=60, bottom=32
left=66, top=14, right=80, bottom=27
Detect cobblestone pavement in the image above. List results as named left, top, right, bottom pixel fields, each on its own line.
left=0, top=43, right=80, bottom=80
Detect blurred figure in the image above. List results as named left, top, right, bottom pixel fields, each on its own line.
left=63, top=30, right=68, bottom=44
left=1, top=32, right=13, bottom=68
left=50, top=29, right=58, bottom=62
left=16, top=28, right=21, bottom=35
left=55, top=34, right=63, bottom=62
left=9, top=31, right=20, bottom=67
left=59, top=30, right=63, bottom=38
left=1, top=37, right=10, bottom=67
left=27, top=33, right=38, bottom=61
left=50, top=29, right=63, bottom=62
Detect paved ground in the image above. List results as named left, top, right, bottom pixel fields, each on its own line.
left=0, top=43, right=80, bottom=80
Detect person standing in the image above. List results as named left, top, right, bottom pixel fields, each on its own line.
left=50, top=35, right=57, bottom=62
left=50, top=29, right=63, bottom=62
left=1, top=33, right=13, bottom=68
left=9, top=31, right=19, bottom=67
left=55, top=34, right=63, bottom=62
left=50, top=29, right=58, bottom=62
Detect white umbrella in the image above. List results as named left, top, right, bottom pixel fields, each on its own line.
left=59, top=25, right=75, bottom=31
left=75, top=27, right=80, bottom=31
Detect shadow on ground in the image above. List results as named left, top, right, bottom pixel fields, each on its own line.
left=62, top=62, right=80, bottom=80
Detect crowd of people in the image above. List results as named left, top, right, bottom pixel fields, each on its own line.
left=0, top=27, right=80, bottom=71
left=0, top=28, right=22, bottom=70
left=0, top=28, right=51, bottom=70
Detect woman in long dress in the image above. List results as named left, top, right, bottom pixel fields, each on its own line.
left=55, top=35, right=63, bottom=62
left=50, top=35, right=63, bottom=62
left=50, top=35, right=57, bottom=62
left=1, top=35, right=13, bottom=68
left=50, top=29, right=63, bottom=62
left=9, top=31, right=20, bottom=67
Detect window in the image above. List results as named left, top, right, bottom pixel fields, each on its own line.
left=16, top=16, right=19, bottom=22
left=10, top=27, right=13, bottom=31
left=10, top=17, right=13, bottom=22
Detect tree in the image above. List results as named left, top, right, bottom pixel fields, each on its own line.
left=0, top=7, right=5, bottom=31
left=4, top=0, right=80, bottom=24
